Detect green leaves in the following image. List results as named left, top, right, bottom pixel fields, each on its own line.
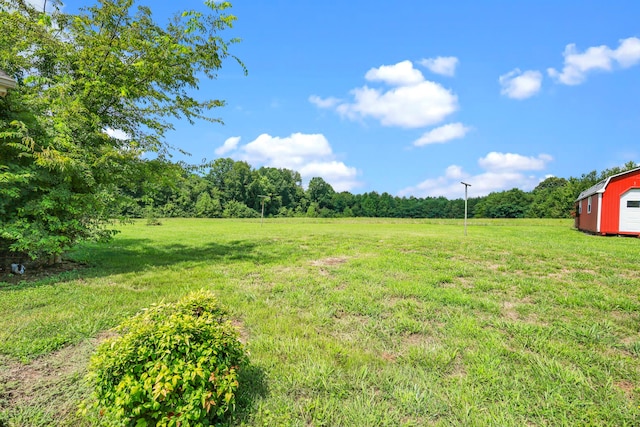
left=85, top=291, right=247, bottom=425
left=0, top=0, right=243, bottom=259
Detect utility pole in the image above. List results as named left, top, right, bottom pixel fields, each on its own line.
left=461, top=182, right=471, bottom=236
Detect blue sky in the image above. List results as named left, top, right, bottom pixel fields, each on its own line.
left=62, top=1, right=640, bottom=198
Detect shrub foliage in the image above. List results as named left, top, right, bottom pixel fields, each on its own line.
left=85, top=291, right=247, bottom=426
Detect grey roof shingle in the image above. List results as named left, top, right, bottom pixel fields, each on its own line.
left=576, top=181, right=607, bottom=201
left=575, top=166, right=640, bottom=201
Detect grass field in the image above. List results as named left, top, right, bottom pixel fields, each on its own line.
left=1, top=218, right=639, bottom=426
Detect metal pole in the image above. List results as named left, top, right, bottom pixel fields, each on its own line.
left=464, top=186, right=468, bottom=236
left=461, top=182, right=471, bottom=236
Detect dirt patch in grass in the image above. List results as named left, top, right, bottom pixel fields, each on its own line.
left=485, top=262, right=505, bottom=272
left=545, top=272, right=570, bottom=280
left=231, top=318, right=250, bottom=344
left=450, top=277, right=474, bottom=289
left=333, top=281, right=348, bottom=291
left=402, top=332, right=439, bottom=347
left=380, top=351, right=397, bottom=363
left=615, top=380, right=636, bottom=400
left=331, top=312, right=370, bottom=342
left=499, top=298, right=548, bottom=327
left=310, top=256, right=349, bottom=267
left=398, top=248, right=420, bottom=254
left=447, top=357, right=467, bottom=379
left=546, top=267, right=581, bottom=281
left=0, top=260, right=86, bottom=286
left=310, top=257, right=349, bottom=278
left=502, top=301, right=519, bottom=321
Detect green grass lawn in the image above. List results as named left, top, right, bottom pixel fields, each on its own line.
left=1, top=218, right=639, bottom=426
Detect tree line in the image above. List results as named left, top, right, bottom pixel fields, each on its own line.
left=121, top=158, right=638, bottom=221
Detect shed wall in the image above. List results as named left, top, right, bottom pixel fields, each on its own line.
left=576, top=196, right=599, bottom=233
left=600, top=172, right=640, bottom=234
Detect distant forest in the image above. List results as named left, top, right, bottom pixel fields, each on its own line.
left=120, top=159, right=638, bottom=220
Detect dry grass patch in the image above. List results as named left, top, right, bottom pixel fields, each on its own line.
left=402, top=332, right=440, bottom=348
left=615, top=380, right=636, bottom=400
left=310, top=257, right=349, bottom=278
left=231, top=318, right=250, bottom=344
left=310, top=256, right=349, bottom=267
left=502, top=301, right=519, bottom=321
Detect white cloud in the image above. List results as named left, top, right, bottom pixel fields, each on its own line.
left=548, top=37, right=640, bottom=85
left=499, top=69, right=543, bottom=99
left=613, top=37, right=640, bottom=67
left=241, top=133, right=333, bottom=165
left=311, top=60, right=459, bottom=129
left=364, top=60, right=424, bottom=86
left=419, top=56, right=459, bottom=77
left=398, top=152, right=553, bottom=198
left=299, top=161, right=360, bottom=192
left=445, top=165, right=465, bottom=179
left=336, top=81, right=458, bottom=128
left=548, top=44, right=611, bottom=85
left=413, top=122, right=470, bottom=146
left=104, top=128, right=129, bottom=140
left=218, top=132, right=361, bottom=192
left=308, top=95, right=341, bottom=109
left=215, top=136, right=241, bottom=156
left=478, top=152, right=552, bottom=171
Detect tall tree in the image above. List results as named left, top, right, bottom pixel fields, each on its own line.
left=332, top=191, right=354, bottom=216
left=307, top=177, right=335, bottom=210
left=0, top=0, right=243, bottom=260
left=527, top=177, right=572, bottom=218
left=474, top=188, right=532, bottom=218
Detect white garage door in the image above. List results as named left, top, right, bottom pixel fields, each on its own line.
left=619, top=189, right=640, bottom=233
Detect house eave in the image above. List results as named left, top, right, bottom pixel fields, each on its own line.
left=575, top=166, right=640, bottom=202
left=0, top=70, right=17, bottom=97
left=0, top=75, right=16, bottom=89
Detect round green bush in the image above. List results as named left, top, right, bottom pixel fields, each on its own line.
left=84, top=291, right=247, bottom=426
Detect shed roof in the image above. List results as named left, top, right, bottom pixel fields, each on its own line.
left=576, top=166, right=640, bottom=201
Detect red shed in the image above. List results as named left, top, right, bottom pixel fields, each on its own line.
left=574, top=167, right=640, bottom=236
